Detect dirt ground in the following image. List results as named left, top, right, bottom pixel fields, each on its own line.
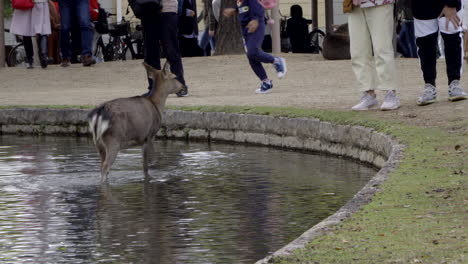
left=0, top=54, right=466, bottom=131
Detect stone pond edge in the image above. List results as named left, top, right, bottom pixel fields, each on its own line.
left=0, top=108, right=405, bottom=263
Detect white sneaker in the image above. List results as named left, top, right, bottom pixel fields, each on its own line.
left=351, top=92, right=379, bottom=111
left=448, top=80, right=468, bottom=102
left=380, top=90, right=400, bottom=111
left=417, top=83, right=437, bottom=106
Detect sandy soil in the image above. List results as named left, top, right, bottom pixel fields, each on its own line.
left=0, top=54, right=466, bottom=131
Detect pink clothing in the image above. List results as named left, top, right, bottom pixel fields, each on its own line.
left=353, top=0, right=395, bottom=8
left=10, top=3, right=51, bottom=36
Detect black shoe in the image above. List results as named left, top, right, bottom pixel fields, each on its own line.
left=40, top=55, right=48, bottom=69
left=176, top=86, right=189, bottom=97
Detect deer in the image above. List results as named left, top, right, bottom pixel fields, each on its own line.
left=88, top=62, right=183, bottom=182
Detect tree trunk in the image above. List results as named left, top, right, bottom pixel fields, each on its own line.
left=215, top=0, right=244, bottom=55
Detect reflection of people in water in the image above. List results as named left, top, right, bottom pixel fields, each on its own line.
left=286, top=5, right=312, bottom=53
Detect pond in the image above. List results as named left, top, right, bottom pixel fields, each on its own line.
left=0, top=135, right=377, bottom=263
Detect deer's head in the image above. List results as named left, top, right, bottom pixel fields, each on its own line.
left=143, top=62, right=184, bottom=98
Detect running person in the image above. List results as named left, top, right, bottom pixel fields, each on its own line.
left=224, top=0, right=287, bottom=94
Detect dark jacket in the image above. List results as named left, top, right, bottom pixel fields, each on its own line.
left=412, top=0, right=461, bottom=20
left=237, top=0, right=264, bottom=26
left=178, top=0, right=198, bottom=35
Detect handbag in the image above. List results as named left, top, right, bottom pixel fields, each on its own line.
left=128, top=0, right=162, bottom=19
left=343, top=0, right=353, bottom=13
left=11, top=0, right=34, bottom=10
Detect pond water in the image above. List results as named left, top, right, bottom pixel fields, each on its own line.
left=0, top=135, right=377, bottom=264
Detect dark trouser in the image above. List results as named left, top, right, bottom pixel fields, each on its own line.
left=141, top=10, right=186, bottom=88
left=23, top=35, right=48, bottom=62
left=179, top=36, right=204, bottom=57
left=23, top=36, right=34, bottom=62
left=416, top=31, right=463, bottom=86
left=414, top=6, right=463, bottom=86
left=242, top=22, right=275, bottom=81
left=58, top=0, right=94, bottom=58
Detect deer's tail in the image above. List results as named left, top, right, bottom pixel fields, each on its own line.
left=88, top=106, right=110, bottom=145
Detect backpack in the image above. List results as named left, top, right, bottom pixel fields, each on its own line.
left=258, top=0, right=277, bottom=9
left=94, top=7, right=109, bottom=34
left=128, top=0, right=162, bottom=19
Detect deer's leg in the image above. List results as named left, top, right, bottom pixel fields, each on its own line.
left=101, top=143, right=119, bottom=183
left=142, top=140, right=155, bottom=178
left=96, top=141, right=106, bottom=167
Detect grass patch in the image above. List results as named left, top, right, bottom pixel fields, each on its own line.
left=169, top=105, right=467, bottom=264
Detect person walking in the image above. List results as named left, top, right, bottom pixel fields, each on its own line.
left=58, top=0, right=96, bottom=67
left=140, top=0, right=189, bottom=97
left=344, top=0, right=400, bottom=111
left=223, top=0, right=287, bottom=94
left=10, top=0, right=51, bottom=69
left=413, top=0, right=468, bottom=105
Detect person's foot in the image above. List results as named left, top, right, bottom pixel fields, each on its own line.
left=40, top=55, right=48, bottom=69
left=255, top=81, right=273, bottom=94
left=380, top=90, right=401, bottom=111
left=273, top=57, right=287, bottom=79
left=448, top=80, right=468, bottom=102
left=61, top=58, right=71, bottom=67
left=417, top=83, right=437, bottom=106
left=82, top=55, right=96, bottom=67
left=351, top=92, right=378, bottom=111
left=176, top=86, right=189, bottom=97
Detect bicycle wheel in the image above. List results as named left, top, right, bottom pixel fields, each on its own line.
left=7, top=44, right=27, bottom=67
left=309, top=29, right=326, bottom=54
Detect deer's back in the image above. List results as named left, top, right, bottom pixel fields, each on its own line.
left=89, top=96, right=162, bottom=148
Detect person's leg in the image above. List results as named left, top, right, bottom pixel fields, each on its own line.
left=58, top=0, right=72, bottom=63
left=414, top=17, right=439, bottom=105
left=23, top=36, right=34, bottom=68
left=140, top=6, right=162, bottom=93
left=160, top=12, right=187, bottom=88
left=243, top=25, right=271, bottom=81
left=38, top=35, right=48, bottom=68
left=398, top=22, right=411, bottom=58
left=198, top=27, right=210, bottom=55
left=439, top=9, right=468, bottom=101
left=366, top=4, right=399, bottom=110
left=76, top=0, right=95, bottom=65
left=348, top=6, right=378, bottom=110
left=407, top=21, right=418, bottom=58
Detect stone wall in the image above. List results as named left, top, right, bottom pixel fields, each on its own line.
left=0, top=108, right=404, bottom=262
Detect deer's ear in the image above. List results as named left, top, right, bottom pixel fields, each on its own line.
left=143, top=62, right=159, bottom=80
left=162, top=61, right=172, bottom=79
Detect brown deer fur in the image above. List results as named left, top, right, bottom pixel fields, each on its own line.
left=88, top=62, right=183, bottom=182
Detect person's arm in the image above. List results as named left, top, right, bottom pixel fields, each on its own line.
left=440, top=0, right=462, bottom=29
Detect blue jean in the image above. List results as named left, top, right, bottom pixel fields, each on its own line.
left=399, top=21, right=418, bottom=58
left=242, top=21, right=275, bottom=81
left=59, top=0, right=94, bottom=58
left=198, top=27, right=216, bottom=55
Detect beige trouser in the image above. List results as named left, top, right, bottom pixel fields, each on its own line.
left=348, top=4, right=397, bottom=92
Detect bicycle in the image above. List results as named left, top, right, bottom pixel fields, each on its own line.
left=94, top=13, right=144, bottom=62
left=4, top=29, right=28, bottom=67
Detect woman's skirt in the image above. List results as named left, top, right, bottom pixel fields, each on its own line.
left=10, top=3, right=51, bottom=36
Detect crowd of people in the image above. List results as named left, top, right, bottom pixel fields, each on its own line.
left=7, top=0, right=468, bottom=107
